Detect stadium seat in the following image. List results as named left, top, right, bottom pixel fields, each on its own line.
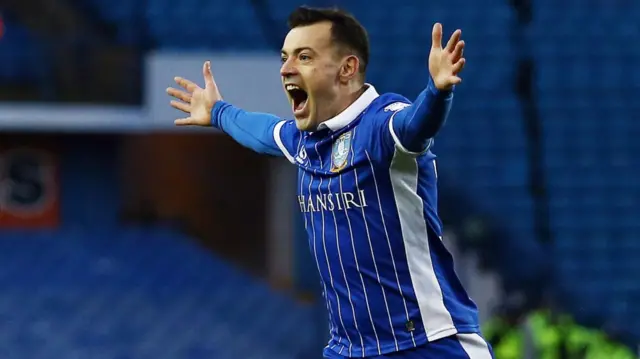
left=80, top=0, right=142, bottom=44
left=0, top=18, right=47, bottom=84
left=144, top=0, right=271, bottom=50
left=531, top=0, right=640, bottom=341
left=0, top=228, right=314, bottom=359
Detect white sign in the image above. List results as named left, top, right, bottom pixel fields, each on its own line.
left=146, top=51, right=292, bottom=130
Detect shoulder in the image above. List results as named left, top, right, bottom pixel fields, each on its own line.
left=274, top=119, right=301, bottom=145
left=357, top=93, right=412, bottom=134
left=349, top=93, right=412, bottom=159
left=273, top=119, right=304, bottom=163
left=365, top=93, right=413, bottom=120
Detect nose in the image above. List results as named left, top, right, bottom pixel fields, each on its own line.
left=280, top=60, right=298, bottom=78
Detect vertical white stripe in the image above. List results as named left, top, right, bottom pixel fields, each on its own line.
left=297, top=136, right=307, bottom=230
left=388, top=148, right=455, bottom=340
left=315, top=141, right=324, bottom=169
left=312, top=202, right=338, bottom=342
left=300, top=170, right=308, bottom=230
left=340, top=173, right=378, bottom=357
left=328, top=135, right=360, bottom=356
left=296, top=133, right=304, bottom=154
left=306, top=170, right=337, bottom=347
left=273, top=121, right=296, bottom=163
left=308, top=169, right=352, bottom=351
left=365, top=150, right=416, bottom=347
left=307, top=173, right=316, bottom=259
left=339, top=129, right=381, bottom=356
left=330, top=175, right=359, bottom=356
left=350, top=129, right=398, bottom=351
left=314, top=142, right=344, bottom=347
left=457, top=333, right=493, bottom=359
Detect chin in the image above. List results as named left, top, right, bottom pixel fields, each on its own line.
left=294, top=117, right=313, bottom=131
left=292, top=105, right=314, bottom=130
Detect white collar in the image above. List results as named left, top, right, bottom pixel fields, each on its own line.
left=317, top=84, right=379, bottom=131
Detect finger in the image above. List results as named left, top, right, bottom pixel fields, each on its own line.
left=451, top=41, right=465, bottom=63
left=452, top=58, right=466, bottom=74
left=449, top=76, right=462, bottom=85
left=170, top=100, right=191, bottom=114
left=445, top=29, right=462, bottom=53
left=166, top=87, right=192, bottom=103
left=202, top=61, right=217, bottom=89
left=174, top=117, right=196, bottom=126
left=431, top=23, right=443, bottom=49
left=174, top=76, right=199, bottom=92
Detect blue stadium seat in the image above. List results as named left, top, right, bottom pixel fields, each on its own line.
left=532, top=0, right=640, bottom=340
left=0, top=18, right=47, bottom=84
left=80, top=0, right=142, bottom=44
left=0, top=229, right=314, bottom=359
left=145, top=0, right=271, bottom=50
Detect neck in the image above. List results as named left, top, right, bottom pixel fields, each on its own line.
left=322, top=83, right=367, bottom=123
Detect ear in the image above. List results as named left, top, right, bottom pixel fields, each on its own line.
left=339, top=55, right=360, bottom=83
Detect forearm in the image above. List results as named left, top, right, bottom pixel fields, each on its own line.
left=211, top=101, right=282, bottom=156
left=392, top=78, right=453, bottom=152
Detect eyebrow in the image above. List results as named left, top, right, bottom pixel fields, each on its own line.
left=280, top=47, right=315, bottom=56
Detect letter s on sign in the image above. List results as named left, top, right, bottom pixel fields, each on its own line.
left=0, top=149, right=53, bottom=215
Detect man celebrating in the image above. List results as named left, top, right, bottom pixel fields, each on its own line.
left=167, top=6, right=493, bottom=359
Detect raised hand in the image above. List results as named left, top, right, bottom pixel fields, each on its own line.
left=429, top=23, right=466, bottom=91
left=167, top=61, right=222, bottom=126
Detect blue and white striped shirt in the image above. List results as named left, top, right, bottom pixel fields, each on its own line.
left=211, top=79, right=480, bottom=357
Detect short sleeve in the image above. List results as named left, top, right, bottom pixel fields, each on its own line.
left=273, top=120, right=304, bottom=164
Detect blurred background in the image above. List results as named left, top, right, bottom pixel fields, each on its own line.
left=0, top=0, right=638, bottom=358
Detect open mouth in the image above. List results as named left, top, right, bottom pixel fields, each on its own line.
left=285, top=84, right=308, bottom=115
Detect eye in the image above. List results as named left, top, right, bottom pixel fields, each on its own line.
left=299, top=54, right=311, bottom=62
left=281, top=56, right=288, bottom=64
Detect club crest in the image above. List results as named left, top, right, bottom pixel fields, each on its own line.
left=331, top=131, right=352, bottom=172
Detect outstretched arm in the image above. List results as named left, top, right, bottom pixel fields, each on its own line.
left=211, top=101, right=283, bottom=156
left=390, top=23, right=465, bottom=153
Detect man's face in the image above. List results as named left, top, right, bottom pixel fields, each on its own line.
left=281, top=22, right=342, bottom=131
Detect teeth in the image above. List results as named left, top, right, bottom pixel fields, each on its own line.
left=286, top=84, right=301, bottom=91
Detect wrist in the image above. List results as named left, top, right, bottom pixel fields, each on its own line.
left=428, top=77, right=454, bottom=97
left=211, top=100, right=227, bottom=127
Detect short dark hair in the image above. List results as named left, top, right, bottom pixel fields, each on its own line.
left=287, top=6, right=370, bottom=76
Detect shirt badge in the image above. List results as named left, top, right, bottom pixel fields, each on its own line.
left=295, top=147, right=307, bottom=164
left=384, top=102, right=411, bottom=112
left=331, top=131, right=352, bottom=172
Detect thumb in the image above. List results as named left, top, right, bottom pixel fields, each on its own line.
left=432, top=23, right=443, bottom=50
left=448, top=76, right=462, bottom=86
left=175, top=117, right=196, bottom=126
left=203, top=61, right=216, bottom=88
